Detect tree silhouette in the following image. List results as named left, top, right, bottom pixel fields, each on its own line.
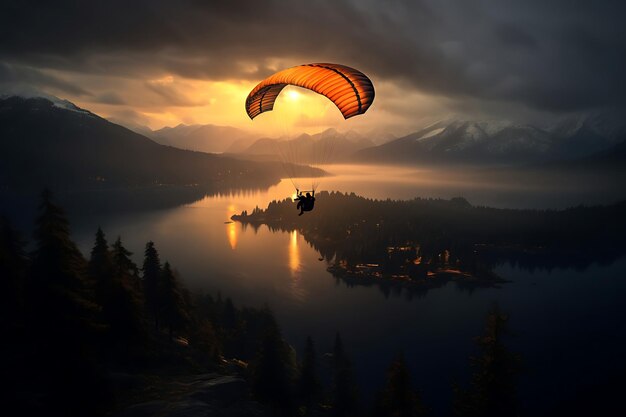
left=376, top=353, right=428, bottom=417
left=250, top=312, right=296, bottom=415
left=331, top=333, right=358, bottom=417
left=88, top=227, right=113, bottom=306
left=142, top=241, right=162, bottom=330
left=0, top=216, right=30, bottom=415
left=88, top=229, right=146, bottom=348
left=29, top=189, right=98, bottom=331
left=452, top=305, right=521, bottom=417
left=0, top=216, right=28, bottom=330
left=27, top=189, right=105, bottom=416
left=298, top=336, right=322, bottom=411
left=222, top=296, right=238, bottom=330
left=159, top=261, right=189, bottom=340
left=112, top=236, right=140, bottom=290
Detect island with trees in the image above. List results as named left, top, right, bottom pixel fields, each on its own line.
left=233, top=191, right=626, bottom=297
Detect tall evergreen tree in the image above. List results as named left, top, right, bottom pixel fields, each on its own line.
left=0, top=216, right=30, bottom=413
left=95, top=234, right=145, bottom=345
left=222, top=296, right=238, bottom=330
left=0, top=216, right=28, bottom=329
left=298, top=336, right=322, bottom=411
left=88, top=227, right=113, bottom=306
left=452, top=305, right=521, bottom=417
left=251, top=311, right=296, bottom=415
left=27, top=189, right=105, bottom=416
left=376, top=353, right=427, bottom=417
left=159, top=261, right=189, bottom=339
left=29, top=189, right=97, bottom=330
left=112, top=236, right=140, bottom=290
left=331, top=333, right=358, bottom=417
left=142, top=241, right=161, bottom=330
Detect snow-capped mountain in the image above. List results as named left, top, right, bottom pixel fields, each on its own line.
left=0, top=94, right=285, bottom=190
left=549, top=110, right=626, bottom=159
left=0, top=91, right=94, bottom=116
left=354, top=114, right=626, bottom=166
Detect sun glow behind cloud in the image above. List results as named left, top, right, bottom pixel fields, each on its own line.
left=42, top=65, right=448, bottom=137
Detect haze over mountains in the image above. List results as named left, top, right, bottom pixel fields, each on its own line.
left=146, top=122, right=396, bottom=159
left=141, top=110, right=626, bottom=168
left=149, top=123, right=259, bottom=154
left=2, top=92, right=624, bottom=198
left=353, top=114, right=626, bottom=167
left=0, top=95, right=285, bottom=191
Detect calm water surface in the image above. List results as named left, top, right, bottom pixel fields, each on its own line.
left=67, top=164, right=626, bottom=415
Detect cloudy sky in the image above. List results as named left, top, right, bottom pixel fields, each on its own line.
left=2, top=0, right=625, bottom=135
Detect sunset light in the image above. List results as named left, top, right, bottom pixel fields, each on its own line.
left=3, top=1, right=625, bottom=416
left=288, top=230, right=301, bottom=277
left=226, top=204, right=238, bottom=250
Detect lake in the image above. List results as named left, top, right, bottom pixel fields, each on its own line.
left=59, top=164, right=626, bottom=415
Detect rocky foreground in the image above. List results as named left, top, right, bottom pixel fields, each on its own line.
left=114, top=374, right=268, bottom=417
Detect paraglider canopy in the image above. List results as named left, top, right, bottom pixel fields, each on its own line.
left=245, top=63, right=375, bottom=120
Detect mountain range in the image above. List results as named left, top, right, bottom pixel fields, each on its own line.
left=146, top=123, right=392, bottom=161
left=353, top=115, right=626, bottom=167
left=149, top=123, right=259, bottom=154
left=0, top=95, right=285, bottom=191
left=2, top=93, right=624, bottom=197
left=144, top=112, right=626, bottom=168
left=236, top=128, right=376, bottom=163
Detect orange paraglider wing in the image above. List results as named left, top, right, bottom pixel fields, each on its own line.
left=245, top=63, right=375, bottom=120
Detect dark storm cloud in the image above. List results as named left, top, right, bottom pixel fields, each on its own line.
left=1, top=0, right=625, bottom=113
left=93, top=92, right=125, bottom=105
left=0, top=62, right=91, bottom=96
left=143, top=80, right=205, bottom=107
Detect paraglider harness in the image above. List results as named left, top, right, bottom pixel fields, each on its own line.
left=295, top=189, right=315, bottom=215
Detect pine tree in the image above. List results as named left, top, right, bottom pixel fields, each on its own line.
left=251, top=322, right=295, bottom=415
left=298, top=336, right=322, bottom=411
left=159, top=261, right=189, bottom=339
left=377, top=353, right=427, bottom=417
left=27, top=189, right=105, bottom=416
left=0, top=216, right=28, bottom=330
left=142, top=241, right=161, bottom=330
left=222, top=297, right=238, bottom=330
left=331, top=333, right=358, bottom=417
left=112, top=236, right=140, bottom=290
left=0, top=216, right=30, bottom=412
left=101, top=235, right=145, bottom=344
left=452, top=305, right=521, bottom=417
left=29, top=189, right=96, bottom=330
left=88, top=227, right=113, bottom=306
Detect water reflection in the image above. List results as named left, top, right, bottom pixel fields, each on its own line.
left=289, top=230, right=301, bottom=277
left=226, top=204, right=238, bottom=250
left=63, top=163, right=626, bottom=417
left=288, top=230, right=307, bottom=302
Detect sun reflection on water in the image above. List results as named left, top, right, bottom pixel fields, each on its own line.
left=226, top=204, right=238, bottom=250
left=289, top=230, right=300, bottom=276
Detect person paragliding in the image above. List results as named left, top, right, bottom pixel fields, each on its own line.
left=245, top=63, right=375, bottom=215
left=294, top=189, right=315, bottom=215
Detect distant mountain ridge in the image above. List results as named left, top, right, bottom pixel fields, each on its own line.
left=151, top=123, right=258, bottom=154
left=238, top=128, right=376, bottom=163
left=146, top=120, right=397, bottom=159
left=0, top=95, right=284, bottom=191
left=354, top=114, right=626, bottom=166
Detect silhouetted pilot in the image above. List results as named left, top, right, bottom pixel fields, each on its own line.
left=295, top=189, right=315, bottom=215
